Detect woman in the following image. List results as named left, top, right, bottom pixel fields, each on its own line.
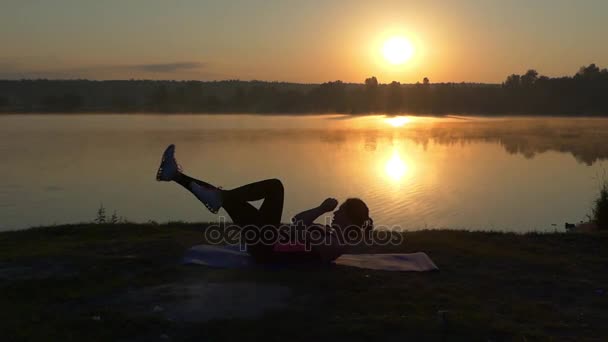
left=156, top=144, right=373, bottom=264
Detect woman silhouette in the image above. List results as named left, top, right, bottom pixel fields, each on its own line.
left=156, top=144, right=373, bottom=263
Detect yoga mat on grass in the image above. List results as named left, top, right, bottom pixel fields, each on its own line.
left=182, top=245, right=438, bottom=272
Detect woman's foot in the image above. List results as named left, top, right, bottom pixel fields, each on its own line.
left=156, top=144, right=180, bottom=181
left=189, top=182, right=223, bottom=213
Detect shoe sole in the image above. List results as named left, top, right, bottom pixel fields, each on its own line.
left=156, top=145, right=175, bottom=181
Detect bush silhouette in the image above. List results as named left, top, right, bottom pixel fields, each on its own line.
left=592, top=181, right=608, bottom=230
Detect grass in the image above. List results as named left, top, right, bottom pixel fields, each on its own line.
left=1, top=223, right=607, bottom=341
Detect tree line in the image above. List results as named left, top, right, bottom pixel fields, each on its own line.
left=0, top=64, right=606, bottom=115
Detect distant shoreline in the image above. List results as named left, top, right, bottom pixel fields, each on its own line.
left=1, top=64, right=607, bottom=115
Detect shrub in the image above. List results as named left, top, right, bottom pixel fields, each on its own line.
left=94, top=204, right=124, bottom=224
left=95, top=203, right=106, bottom=224
left=592, top=181, right=608, bottom=230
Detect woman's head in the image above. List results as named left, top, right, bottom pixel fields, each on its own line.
left=332, top=198, right=373, bottom=231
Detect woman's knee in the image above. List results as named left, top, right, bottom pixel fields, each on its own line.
left=266, top=178, right=284, bottom=194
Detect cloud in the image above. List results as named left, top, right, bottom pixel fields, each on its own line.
left=0, top=60, right=219, bottom=80
left=133, top=62, right=205, bottom=73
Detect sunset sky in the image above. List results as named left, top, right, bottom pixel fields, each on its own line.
left=1, top=0, right=607, bottom=83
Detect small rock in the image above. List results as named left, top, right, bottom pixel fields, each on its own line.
left=153, top=305, right=164, bottom=313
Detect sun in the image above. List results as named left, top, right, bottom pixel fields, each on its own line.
left=383, top=36, right=414, bottom=65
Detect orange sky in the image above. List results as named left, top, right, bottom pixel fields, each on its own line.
left=1, top=0, right=607, bottom=83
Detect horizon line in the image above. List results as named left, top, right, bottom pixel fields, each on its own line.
left=0, top=78, right=503, bottom=85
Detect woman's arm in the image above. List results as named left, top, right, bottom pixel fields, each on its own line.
left=292, top=198, right=338, bottom=225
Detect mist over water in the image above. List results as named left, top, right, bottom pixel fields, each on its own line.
left=0, top=114, right=606, bottom=232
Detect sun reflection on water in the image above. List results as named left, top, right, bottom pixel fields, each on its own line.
left=384, top=148, right=408, bottom=182
left=384, top=116, right=412, bottom=127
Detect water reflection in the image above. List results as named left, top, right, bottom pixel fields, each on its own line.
left=0, top=114, right=607, bottom=232
left=339, top=116, right=608, bottom=166
left=384, top=116, right=412, bottom=127
left=384, top=148, right=408, bottom=182
left=128, top=116, right=608, bottom=166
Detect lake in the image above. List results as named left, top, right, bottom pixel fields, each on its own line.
left=1, top=114, right=606, bottom=232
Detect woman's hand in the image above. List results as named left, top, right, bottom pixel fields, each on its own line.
left=292, top=198, right=339, bottom=226
left=320, top=198, right=339, bottom=212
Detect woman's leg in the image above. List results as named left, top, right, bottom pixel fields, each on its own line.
left=173, top=172, right=259, bottom=223
left=173, top=172, right=217, bottom=190
left=173, top=174, right=284, bottom=226
left=173, top=174, right=285, bottom=262
left=221, top=178, right=284, bottom=226
left=221, top=179, right=285, bottom=263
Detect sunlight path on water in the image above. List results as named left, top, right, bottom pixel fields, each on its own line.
left=0, top=114, right=606, bottom=232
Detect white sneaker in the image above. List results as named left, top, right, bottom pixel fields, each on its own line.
left=156, top=144, right=180, bottom=181
left=189, top=182, right=223, bottom=214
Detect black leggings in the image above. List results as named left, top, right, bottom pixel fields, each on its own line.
left=174, top=174, right=285, bottom=262
left=174, top=174, right=284, bottom=226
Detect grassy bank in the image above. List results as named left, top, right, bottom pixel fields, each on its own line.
left=1, top=223, right=607, bottom=341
